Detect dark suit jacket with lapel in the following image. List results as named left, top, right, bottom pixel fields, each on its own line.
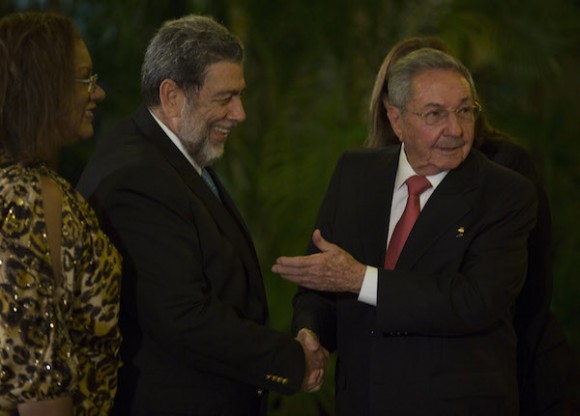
left=292, top=145, right=538, bottom=416
left=77, top=105, right=304, bottom=416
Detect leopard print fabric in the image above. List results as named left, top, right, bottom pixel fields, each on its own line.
left=0, top=153, right=122, bottom=415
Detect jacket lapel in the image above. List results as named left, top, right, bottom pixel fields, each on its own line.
left=357, top=148, right=400, bottom=266
left=396, top=150, right=481, bottom=269
left=132, top=106, right=266, bottom=304
left=204, top=167, right=266, bottom=297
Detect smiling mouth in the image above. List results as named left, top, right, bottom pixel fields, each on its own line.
left=212, top=126, right=232, bottom=137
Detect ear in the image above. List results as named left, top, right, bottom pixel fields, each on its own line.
left=385, top=103, right=404, bottom=142
left=159, top=79, right=186, bottom=118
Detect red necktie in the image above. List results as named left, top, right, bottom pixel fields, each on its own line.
left=384, top=175, right=432, bottom=269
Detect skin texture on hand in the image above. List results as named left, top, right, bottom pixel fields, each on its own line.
left=296, top=328, right=329, bottom=392
left=272, top=229, right=366, bottom=293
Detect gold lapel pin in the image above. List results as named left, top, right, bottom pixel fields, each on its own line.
left=456, top=226, right=465, bottom=238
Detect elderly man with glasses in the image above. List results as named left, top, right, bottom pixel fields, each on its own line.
left=273, top=48, right=538, bottom=416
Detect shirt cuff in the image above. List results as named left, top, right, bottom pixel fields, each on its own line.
left=357, top=266, right=378, bottom=306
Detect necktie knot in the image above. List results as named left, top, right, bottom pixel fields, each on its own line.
left=406, top=175, right=431, bottom=196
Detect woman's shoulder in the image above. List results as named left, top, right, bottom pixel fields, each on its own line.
left=0, top=158, right=44, bottom=207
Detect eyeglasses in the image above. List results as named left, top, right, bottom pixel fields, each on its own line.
left=75, top=73, right=99, bottom=94
left=409, top=102, right=482, bottom=126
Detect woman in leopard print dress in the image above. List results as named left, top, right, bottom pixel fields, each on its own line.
left=0, top=12, right=121, bottom=416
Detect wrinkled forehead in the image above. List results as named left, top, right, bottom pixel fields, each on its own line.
left=410, top=69, right=473, bottom=107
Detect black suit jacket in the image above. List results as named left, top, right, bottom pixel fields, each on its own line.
left=77, top=105, right=304, bottom=416
left=293, top=146, right=538, bottom=416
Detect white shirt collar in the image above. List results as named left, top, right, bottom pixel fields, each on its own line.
left=149, top=109, right=202, bottom=175
left=394, top=143, right=448, bottom=191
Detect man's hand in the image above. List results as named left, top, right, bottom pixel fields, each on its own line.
left=272, top=229, right=366, bottom=293
left=296, top=328, right=329, bottom=392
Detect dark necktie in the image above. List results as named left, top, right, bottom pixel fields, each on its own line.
left=384, top=175, right=432, bottom=269
left=201, top=168, right=221, bottom=200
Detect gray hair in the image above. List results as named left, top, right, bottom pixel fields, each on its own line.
left=141, top=14, right=244, bottom=106
left=387, top=47, right=477, bottom=110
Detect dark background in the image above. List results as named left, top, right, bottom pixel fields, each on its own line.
left=2, top=0, right=578, bottom=414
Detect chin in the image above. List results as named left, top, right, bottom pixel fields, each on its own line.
left=77, top=128, right=94, bottom=141
left=206, top=153, right=223, bottom=166
left=210, top=144, right=225, bottom=160
left=445, top=160, right=464, bottom=171
left=198, top=147, right=224, bottom=167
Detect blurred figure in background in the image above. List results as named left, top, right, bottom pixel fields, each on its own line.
left=0, top=12, right=121, bottom=416
left=365, top=36, right=572, bottom=415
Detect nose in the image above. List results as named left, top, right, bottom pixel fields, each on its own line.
left=91, top=84, right=106, bottom=102
left=444, top=111, right=463, bottom=136
left=228, top=96, right=246, bottom=122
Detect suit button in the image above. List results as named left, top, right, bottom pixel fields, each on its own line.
left=257, top=388, right=264, bottom=396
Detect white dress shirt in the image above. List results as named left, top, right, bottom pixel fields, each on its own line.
left=358, top=145, right=448, bottom=306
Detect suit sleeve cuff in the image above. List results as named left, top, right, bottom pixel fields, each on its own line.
left=358, top=266, right=378, bottom=306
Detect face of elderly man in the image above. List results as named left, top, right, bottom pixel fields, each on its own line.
left=388, top=69, right=477, bottom=176
left=176, top=61, right=247, bottom=167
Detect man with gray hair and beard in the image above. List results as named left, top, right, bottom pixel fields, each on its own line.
left=77, top=14, right=327, bottom=416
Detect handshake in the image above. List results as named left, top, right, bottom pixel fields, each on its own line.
left=295, top=328, right=330, bottom=393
